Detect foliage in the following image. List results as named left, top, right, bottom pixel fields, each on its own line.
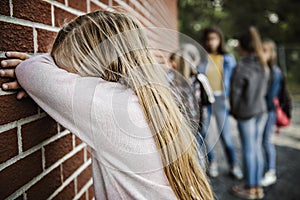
left=178, top=0, right=300, bottom=91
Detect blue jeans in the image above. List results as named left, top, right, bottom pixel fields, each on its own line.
left=238, top=113, right=267, bottom=187
left=262, top=111, right=277, bottom=171
left=196, top=107, right=214, bottom=162
left=198, top=94, right=237, bottom=165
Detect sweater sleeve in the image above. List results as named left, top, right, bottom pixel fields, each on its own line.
left=15, top=53, right=100, bottom=149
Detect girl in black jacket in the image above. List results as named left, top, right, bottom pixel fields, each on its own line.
left=230, top=27, right=269, bottom=199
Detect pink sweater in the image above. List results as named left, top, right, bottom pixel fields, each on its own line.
left=15, top=54, right=177, bottom=200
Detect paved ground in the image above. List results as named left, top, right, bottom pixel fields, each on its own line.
left=207, top=102, right=300, bottom=200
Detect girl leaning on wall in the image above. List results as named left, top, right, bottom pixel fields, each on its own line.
left=0, top=10, right=214, bottom=200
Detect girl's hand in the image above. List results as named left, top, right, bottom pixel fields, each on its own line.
left=0, top=52, right=31, bottom=100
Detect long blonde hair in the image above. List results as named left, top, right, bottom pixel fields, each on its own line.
left=262, top=38, right=277, bottom=68
left=51, top=10, right=213, bottom=200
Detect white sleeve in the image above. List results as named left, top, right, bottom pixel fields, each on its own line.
left=15, top=53, right=102, bottom=149
left=197, top=73, right=215, bottom=103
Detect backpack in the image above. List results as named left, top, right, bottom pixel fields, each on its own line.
left=191, top=73, right=215, bottom=129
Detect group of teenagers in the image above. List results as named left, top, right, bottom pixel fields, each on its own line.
left=0, top=10, right=289, bottom=200
left=168, top=26, right=287, bottom=199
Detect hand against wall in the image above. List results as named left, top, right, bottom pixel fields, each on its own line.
left=0, top=52, right=31, bottom=100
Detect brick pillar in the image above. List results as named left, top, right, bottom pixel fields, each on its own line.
left=0, top=0, right=178, bottom=199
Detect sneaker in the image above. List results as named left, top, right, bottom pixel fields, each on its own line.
left=230, top=165, right=244, bottom=180
left=231, top=185, right=257, bottom=199
left=261, top=170, right=277, bottom=187
left=208, top=162, right=219, bottom=178
left=256, top=186, right=265, bottom=199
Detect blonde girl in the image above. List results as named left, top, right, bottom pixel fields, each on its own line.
left=0, top=11, right=213, bottom=200
left=261, top=39, right=282, bottom=187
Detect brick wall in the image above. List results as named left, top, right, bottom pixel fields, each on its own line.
left=0, top=0, right=178, bottom=199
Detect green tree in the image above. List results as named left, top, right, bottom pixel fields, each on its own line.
left=179, top=0, right=300, bottom=90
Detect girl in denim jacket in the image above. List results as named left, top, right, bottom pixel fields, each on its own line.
left=261, top=39, right=282, bottom=187
left=198, top=26, right=243, bottom=180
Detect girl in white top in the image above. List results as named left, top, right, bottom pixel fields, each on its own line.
left=0, top=11, right=213, bottom=200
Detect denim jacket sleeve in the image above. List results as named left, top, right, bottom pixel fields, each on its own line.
left=223, top=54, right=237, bottom=97
left=266, top=66, right=282, bottom=110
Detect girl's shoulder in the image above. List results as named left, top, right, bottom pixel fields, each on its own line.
left=274, top=65, right=282, bottom=73
left=223, top=53, right=236, bottom=67
left=223, top=53, right=235, bottom=60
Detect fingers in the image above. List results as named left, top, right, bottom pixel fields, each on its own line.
left=1, top=51, right=29, bottom=100
left=1, top=81, right=21, bottom=90
left=0, top=79, right=27, bottom=100
left=5, top=51, right=31, bottom=60
left=0, top=69, right=16, bottom=78
left=16, top=91, right=27, bottom=100
left=1, top=59, right=23, bottom=68
left=1, top=52, right=31, bottom=68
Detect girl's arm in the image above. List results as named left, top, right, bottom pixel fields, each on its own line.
left=13, top=53, right=99, bottom=149
left=229, top=66, right=246, bottom=116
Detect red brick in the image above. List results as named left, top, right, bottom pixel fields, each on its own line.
left=75, top=135, right=83, bottom=146
left=78, top=192, right=87, bottom=200
left=0, top=150, right=42, bottom=199
left=0, top=22, right=34, bottom=52
left=37, top=29, right=57, bottom=53
left=137, top=0, right=145, bottom=6
left=15, top=195, right=23, bottom=200
left=58, top=123, right=66, bottom=132
left=13, top=0, right=52, bottom=25
left=128, top=2, right=137, bottom=10
left=77, top=165, right=92, bottom=192
left=26, top=166, right=61, bottom=199
left=44, top=133, right=73, bottom=168
left=56, top=0, right=65, bottom=3
left=0, top=58, right=14, bottom=86
left=54, top=6, right=77, bottom=27
left=90, top=2, right=103, bottom=12
left=62, top=149, right=84, bottom=181
left=0, top=94, right=38, bottom=125
left=53, top=180, right=75, bottom=200
left=101, top=0, right=109, bottom=5
left=0, top=0, right=10, bottom=15
left=69, top=0, right=87, bottom=12
left=22, top=116, right=57, bottom=151
left=112, top=0, right=120, bottom=6
left=86, top=147, right=92, bottom=158
left=88, top=185, right=94, bottom=200
left=0, top=128, right=18, bottom=163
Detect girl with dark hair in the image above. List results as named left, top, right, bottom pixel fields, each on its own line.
left=230, top=26, right=269, bottom=199
left=201, top=26, right=227, bottom=55
left=198, top=26, right=243, bottom=180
